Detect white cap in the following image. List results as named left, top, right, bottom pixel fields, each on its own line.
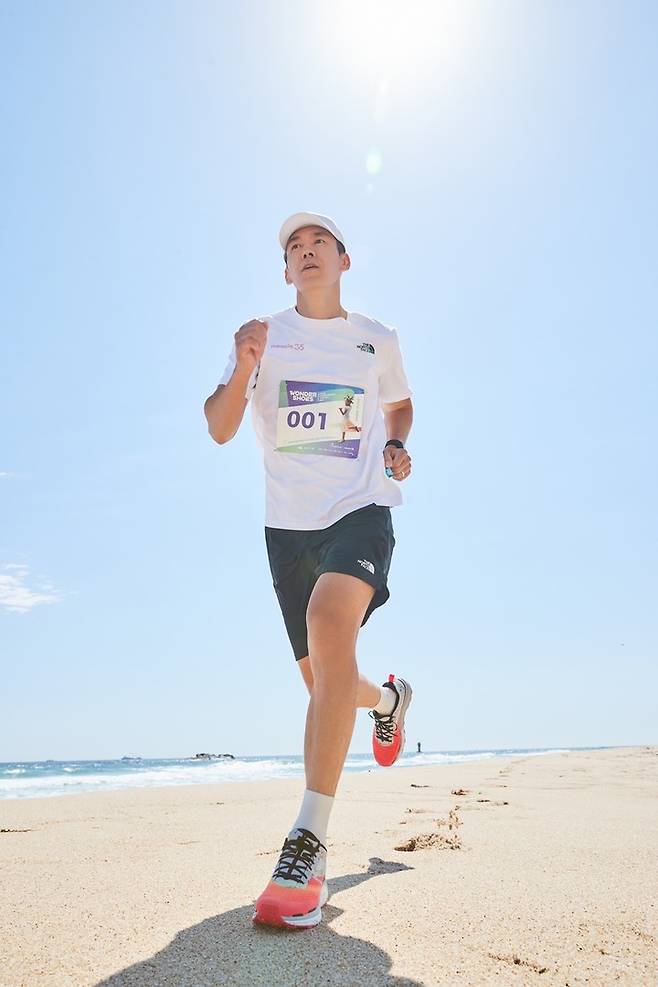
left=279, top=211, right=346, bottom=253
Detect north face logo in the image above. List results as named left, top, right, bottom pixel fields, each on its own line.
left=357, top=342, right=375, bottom=355
left=357, top=558, right=375, bottom=574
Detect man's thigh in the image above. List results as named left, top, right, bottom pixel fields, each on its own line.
left=306, top=572, right=376, bottom=641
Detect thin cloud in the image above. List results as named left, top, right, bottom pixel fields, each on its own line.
left=0, top=565, right=63, bottom=614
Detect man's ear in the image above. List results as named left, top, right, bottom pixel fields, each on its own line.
left=284, top=266, right=292, bottom=285
left=341, top=253, right=351, bottom=272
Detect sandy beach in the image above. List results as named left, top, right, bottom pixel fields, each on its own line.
left=1, top=746, right=656, bottom=986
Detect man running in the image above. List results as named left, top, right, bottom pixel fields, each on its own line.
left=203, top=211, right=414, bottom=930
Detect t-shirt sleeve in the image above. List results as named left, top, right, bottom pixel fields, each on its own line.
left=217, top=342, right=259, bottom=402
left=378, top=328, right=412, bottom=405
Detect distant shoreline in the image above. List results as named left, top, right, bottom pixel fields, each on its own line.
left=0, top=745, right=619, bottom=802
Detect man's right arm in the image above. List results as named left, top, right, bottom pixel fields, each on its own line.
left=204, top=318, right=268, bottom=444
left=204, top=368, right=252, bottom=445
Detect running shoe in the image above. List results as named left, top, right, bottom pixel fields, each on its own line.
left=252, top=827, right=328, bottom=930
left=369, top=674, right=413, bottom=767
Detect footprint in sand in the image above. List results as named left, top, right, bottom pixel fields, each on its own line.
left=395, top=831, right=462, bottom=851
left=394, top=806, right=463, bottom=851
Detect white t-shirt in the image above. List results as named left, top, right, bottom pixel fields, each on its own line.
left=217, top=306, right=412, bottom=530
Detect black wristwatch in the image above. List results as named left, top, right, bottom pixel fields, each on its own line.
left=384, top=439, right=405, bottom=450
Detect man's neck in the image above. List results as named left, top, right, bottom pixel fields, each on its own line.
left=295, top=289, right=347, bottom=321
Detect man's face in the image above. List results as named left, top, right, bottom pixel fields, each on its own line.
left=284, top=225, right=350, bottom=288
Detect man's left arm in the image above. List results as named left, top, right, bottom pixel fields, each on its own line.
left=382, top=398, right=413, bottom=481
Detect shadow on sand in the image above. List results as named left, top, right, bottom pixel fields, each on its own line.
left=95, top=857, right=425, bottom=987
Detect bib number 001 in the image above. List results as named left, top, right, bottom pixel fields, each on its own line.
left=287, top=410, right=327, bottom=430
left=276, top=379, right=365, bottom=459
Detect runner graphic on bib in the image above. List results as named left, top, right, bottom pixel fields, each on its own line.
left=276, top=380, right=365, bottom=458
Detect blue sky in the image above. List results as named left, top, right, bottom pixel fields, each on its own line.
left=1, top=1, right=656, bottom=761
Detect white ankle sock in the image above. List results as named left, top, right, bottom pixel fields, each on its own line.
left=372, top=683, right=397, bottom=716
left=291, top=789, right=334, bottom=846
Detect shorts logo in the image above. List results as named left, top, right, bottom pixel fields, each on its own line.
left=357, top=558, right=375, bottom=574
left=271, top=343, right=305, bottom=351
left=357, top=342, right=375, bottom=354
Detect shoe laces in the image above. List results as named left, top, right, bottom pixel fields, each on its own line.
left=369, top=707, right=396, bottom=744
left=272, top=828, right=324, bottom=885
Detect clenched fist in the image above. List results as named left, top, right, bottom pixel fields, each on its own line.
left=383, top=444, right=412, bottom=481
left=235, top=319, right=268, bottom=373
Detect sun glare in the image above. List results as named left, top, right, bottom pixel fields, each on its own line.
left=330, top=0, right=476, bottom=87
left=314, top=1, right=481, bottom=195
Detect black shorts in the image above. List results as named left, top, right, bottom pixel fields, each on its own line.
left=265, top=503, right=396, bottom=662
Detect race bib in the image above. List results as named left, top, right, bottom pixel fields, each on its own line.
left=276, top=380, right=365, bottom=458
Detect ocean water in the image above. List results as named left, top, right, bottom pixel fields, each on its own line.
left=0, top=747, right=593, bottom=801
